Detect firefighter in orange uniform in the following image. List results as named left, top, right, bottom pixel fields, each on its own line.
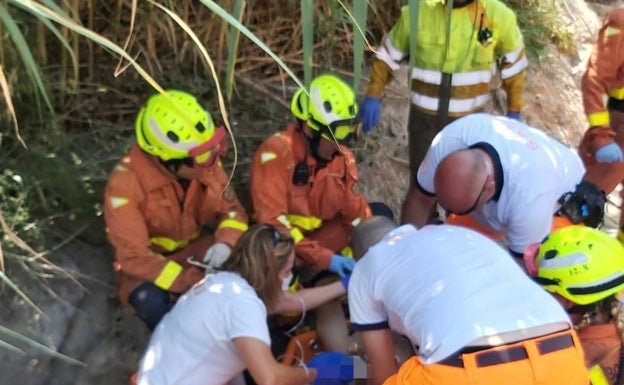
left=581, top=8, right=624, bottom=240
left=104, top=90, right=248, bottom=330
left=250, top=74, right=390, bottom=351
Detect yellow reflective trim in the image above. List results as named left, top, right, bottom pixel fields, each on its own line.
left=607, top=26, right=621, bottom=37
left=611, top=87, right=624, bottom=100
left=218, top=219, right=248, bottom=231
left=286, top=214, right=323, bottom=231
left=589, top=365, right=609, bottom=385
left=341, top=246, right=353, bottom=258
left=290, top=228, right=304, bottom=243
left=154, top=261, right=183, bottom=290
left=277, top=215, right=292, bottom=228
left=109, top=196, right=129, bottom=209
left=588, top=111, right=610, bottom=127
left=150, top=232, right=199, bottom=252
left=260, top=152, right=277, bottom=164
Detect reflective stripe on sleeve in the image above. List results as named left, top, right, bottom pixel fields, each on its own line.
left=501, top=56, right=528, bottom=79
left=610, top=87, right=624, bottom=100
left=588, top=365, right=609, bottom=385
left=150, top=232, right=199, bottom=252
left=588, top=111, right=610, bottom=128
left=290, top=227, right=304, bottom=244
left=154, top=261, right=183, bottom=290
left=286, top=214, right=323, bottom=231
left=218, top=218, right=248, bottom=231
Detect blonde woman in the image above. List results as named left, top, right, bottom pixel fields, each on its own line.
left=136, top=224, right=347, bottom=385
left=526, top=225, right=624, bottom=385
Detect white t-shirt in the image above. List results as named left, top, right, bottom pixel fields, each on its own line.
left=416, top=113, right=585, bottom=254
left=348, top=224, right=571, bottom=364
left=137, top=272, right=271, bottom=385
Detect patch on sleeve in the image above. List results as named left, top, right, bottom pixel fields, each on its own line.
left=222, top=186, right=237, bottom=203
left=351, top=181, right=362, bottom=196
left=109, top=196, right=129, bottom=209
left=260, top=152, right=277, bottom=164
left=606, top=26, right=621, bottom=37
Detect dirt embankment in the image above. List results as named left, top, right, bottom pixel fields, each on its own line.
left=0, top=1, right=619, bottom=385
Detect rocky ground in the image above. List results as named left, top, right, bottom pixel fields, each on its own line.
left=0, top=1, right=621, bottom=384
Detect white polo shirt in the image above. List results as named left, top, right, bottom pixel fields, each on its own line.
left=416, top=113, right=585, bottom=254
left=348, top=224, right=571, bottom=364
left=137, top=272, right=271, bottom=385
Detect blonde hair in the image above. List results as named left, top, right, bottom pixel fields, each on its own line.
left=220, top=224, right=294, bottom=310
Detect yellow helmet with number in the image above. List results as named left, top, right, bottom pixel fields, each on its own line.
left=535, top=226, right=624, bottom=305
left=135, top=90, right=227, bottom=167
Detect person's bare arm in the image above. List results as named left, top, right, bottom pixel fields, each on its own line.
left=271, top=281, right=345, bottom=314
left=234, top=337, right=316, bottom=385
left=400, top=184, right=436, bottom=227
left=360, top=328, right=398, bottom=385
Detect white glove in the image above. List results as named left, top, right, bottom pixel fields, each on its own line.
left=203, top=243, right=232, bottom=269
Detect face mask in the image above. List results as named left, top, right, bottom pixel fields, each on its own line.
left=281, top=272, right=294, bottom=292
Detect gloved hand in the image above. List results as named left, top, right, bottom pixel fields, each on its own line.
left=328, top=254, right=355, bottom=278
left=340, top=273, right=351, bottom=291
left=307, top=351, right=354, bottom=385
left=359, top=97, right=381, bottom=134
left=595, top=142, right=623, bottom=163
left=202, top=243, right=231, bottom=269
left=506, top=112, right=521, bottom=121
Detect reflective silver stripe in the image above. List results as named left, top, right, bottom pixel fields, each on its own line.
left=383, top=35, right=406, bottom=61
left=503, top=45, right=525, bottom=65
left=411, top=67, right=494, bottom=86
left=410, top=92, right=490, bottom=113
left=501, top=56, right=528, bottom=80
left=539, top=252, right=588, bottom=269
left=374, top=38, right=403, bottom=71
left=568, top=271, right=624, bottom=292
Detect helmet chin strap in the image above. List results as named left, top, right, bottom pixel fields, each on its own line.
left=297, top=121, right=333, bottom=164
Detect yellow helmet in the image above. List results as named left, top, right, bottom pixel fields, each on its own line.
left=135, top=90, right=227, bottom=167
left=290, top=74, right=359, bottom=143
left=535, top=226, right=624, bottom=305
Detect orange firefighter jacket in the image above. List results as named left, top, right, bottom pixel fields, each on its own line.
left=581, top=9, right=624, bottom=158
left=577, top=323, right=621, bottom=385
left=104, top=143, right=248, bottom=303
left=250, top=124, right=371, bottom=269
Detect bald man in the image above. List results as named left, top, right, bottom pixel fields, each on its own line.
left=401, top=113, right=595, bottom=258
left=346, top=216, right=587, bottom=385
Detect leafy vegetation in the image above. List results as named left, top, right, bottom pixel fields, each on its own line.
left=0, top=0, right=573, bottom=293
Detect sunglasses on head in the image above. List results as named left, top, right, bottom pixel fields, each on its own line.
left=268, top=225, right=293, bottom=246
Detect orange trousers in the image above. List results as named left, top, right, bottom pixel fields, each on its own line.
left=383, top=330, right=589, bottom=385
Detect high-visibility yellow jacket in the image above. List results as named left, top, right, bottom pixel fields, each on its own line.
left=104, top=144, right=248, bottom=303
left=366, top=0, right=527, bottom=117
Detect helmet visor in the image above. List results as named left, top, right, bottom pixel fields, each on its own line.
left=312, top=117, right=361, bottom=143
left=188, top=126, right=227, bottom=168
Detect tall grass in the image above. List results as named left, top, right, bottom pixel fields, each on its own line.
left=0, top=0, right=576, bottom=362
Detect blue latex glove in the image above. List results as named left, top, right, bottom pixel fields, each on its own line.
left=328, top=255, right=355, bottom=278
left=307, top=352, right=354, bottom=385
left=506, top=112, right=521, bottom=121
left=595, top=142, right=624, bottom=163
left=340, top=273, right=351, bottom=291
left=359, top=97, right=381, bottom=134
